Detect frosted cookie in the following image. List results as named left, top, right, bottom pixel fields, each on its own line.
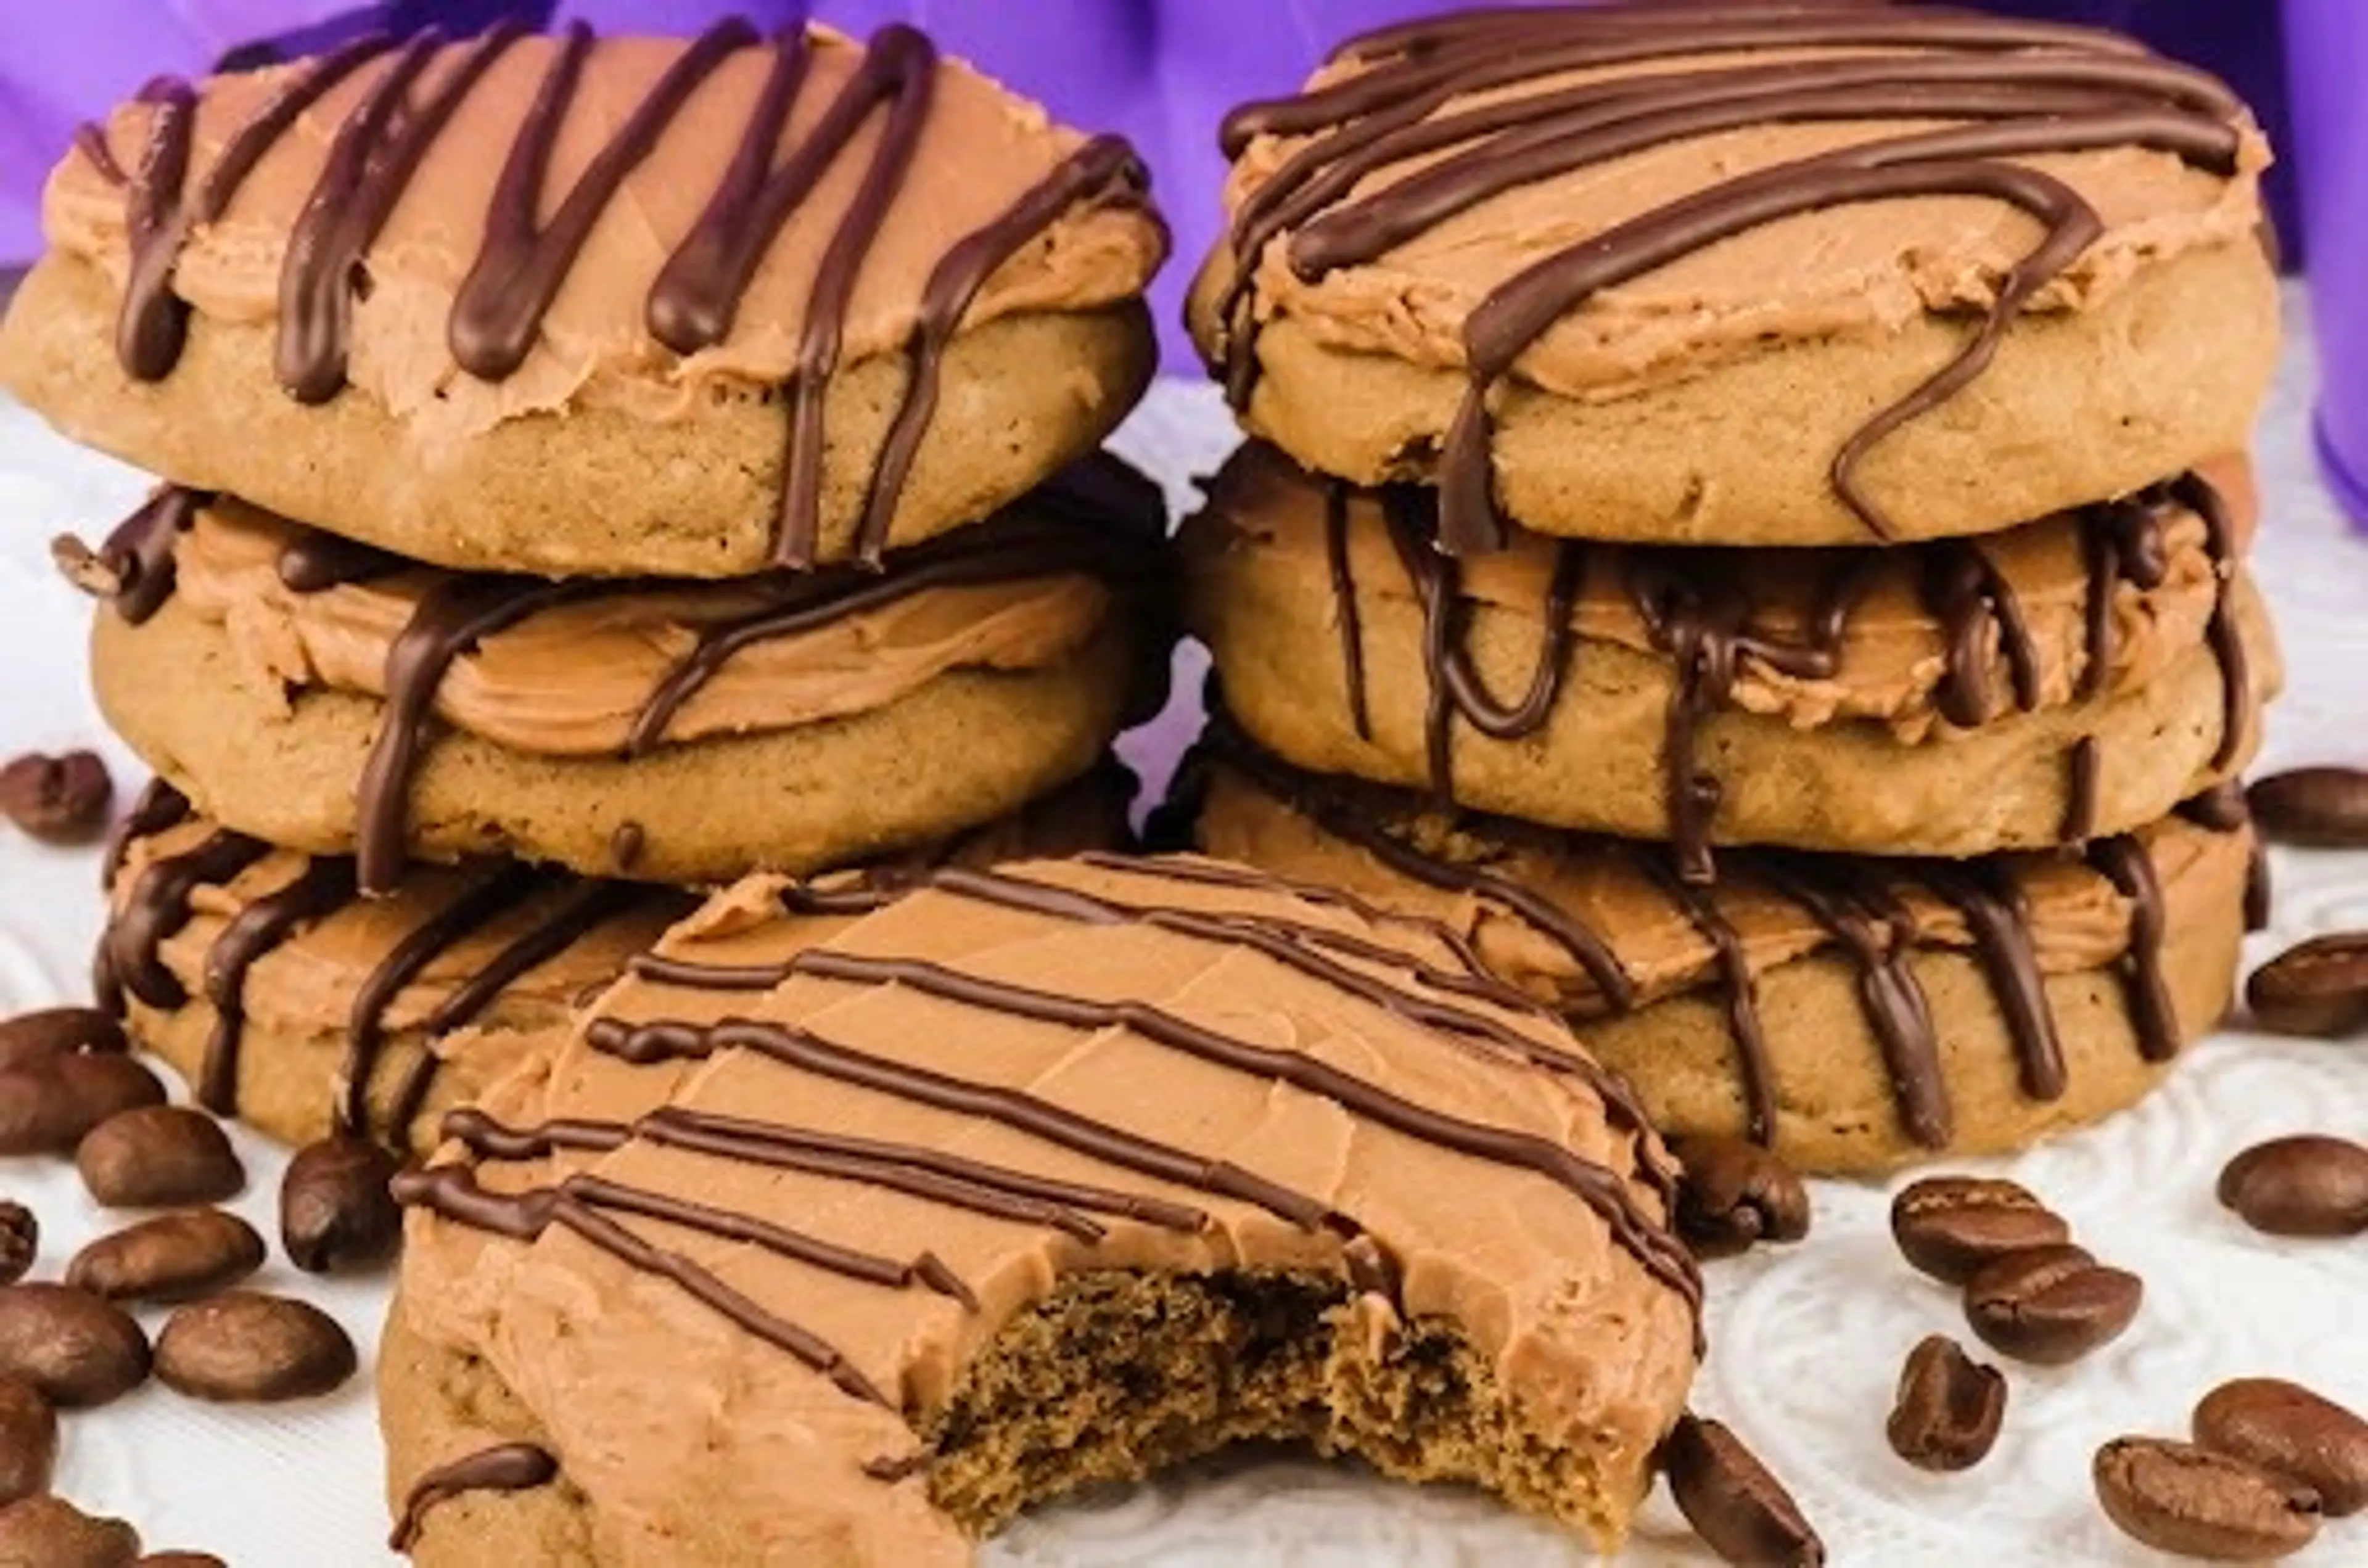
left=2, top=22, right=1166, bottom=577
left=80, top=460, right=1169, bottom=890
left=384, top=854, right=1700, bottom=1562
left=1186, top=737, right=2263, bottom=1175
left=1182, top=443, right=2279, bottom=871
left=1188, top=5, right=2277, bottom=551
left=98, top=766, right=1135, bottom=1154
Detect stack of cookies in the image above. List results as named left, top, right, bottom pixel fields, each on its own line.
left=0, top=22, right=1170, bottom=1166
left=1177, top=4, right=2284, bottom=1173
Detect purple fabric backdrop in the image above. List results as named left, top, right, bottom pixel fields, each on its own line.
left=0, top=1, right=2321, bottom=372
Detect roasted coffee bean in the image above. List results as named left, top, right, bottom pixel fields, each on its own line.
left=1889, top=1175, right=2071, bottom=1286
left=0, top=1054, right=165, bottom=1157
left=0, top=1284, right=150, bottom=1408
left=281, top=1135, right=403, bottom=1273
left=1672, top=1136, right=1811, bottom=1259
left=2249, top=767, right=2368, bottom=848
left=0, top=750, right=113, bottom=845
left=1962, top=1244, right=2143, bottom=1365
left=154, top=1291, right=356, bottom=1403
left=136, top=1554, right=228, bottom=1567
left=0, top=1206, right=31, bottom=1288
left=0, top=1493, right=141, bottom=1567
left=0, top=1008, right=125, bottom=1074
left=1661, top=1413, right=1825, bottom=1567
left=2195, top=1378, right=2368, bottom=1517
left=2247, top=934, right=2368, bottom=1038
left=0, top=1377, right=54, bottom=1508
left=1885, top=1335, right=2007, bottom=1472
left=2094, top=1435, right=2321, bottom=1561
left=2218, top=1135, right=2368, bottom=1237
left=66, top=1210, right=266, bottom=1305
left=75, top=1106, right=244, bottom=1209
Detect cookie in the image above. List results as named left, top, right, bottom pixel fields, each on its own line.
left=83, top=461, right=1170, bottom=890
left=1, top=23, right=1166, bottom=577
left=386, top=854, right=1701, bottom=1562
left=1189, top=7, right=2277, bottom=550
left=1183, top=443, right=2279, bottom=869
left=1188, top=738, right=2262, bottom=1175
left=99, top=766, right=1137, bottom=1155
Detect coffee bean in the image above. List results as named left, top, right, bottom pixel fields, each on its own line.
left=0, top=1008, right=126, bottom=1074
left=2195, top=1378, right=2368, bottom=1517
left=281, top=1135, right=403, bottom=1273
left=0, top=1284, right=150, bottom=1408
left=65, top=1210, right=265, bottom=1305
left=75, top=1107, right=244, bottom=1209
left=1672, top=1136, right=1811, bottom=1259
left=154, top=1291, right=356, bottom=1403
left=1889, top=1175, right=2071, bottom=1286
left=2248, top=767, right=2368, bottom=848
left=0, top=1377, right=55, bottom=1508
left=1962, top=1244, right=2142, bottom=1365
left=2247, top=934, right=2368, bottom=1038
left=0, top=1206, right=31, bottom=1289
left=0, top=1493, right=141, bottom=1567
left=2218, top=1135, right=2368, bottom=1237
left=1885, top=1335, right=2006, bottom=1472
left=1661, top=1413, right=1824, bottom=1566
left=0, top=1054, right=165, bottom=1157
left=0, top=750, right=113, bottom=845
left=2094, top=1435, right=2321, bottom=1561
left=137, top=1554, right=228, bottom=1567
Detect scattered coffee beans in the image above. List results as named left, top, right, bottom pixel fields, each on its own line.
left=2194, top=1378, right=2368, bottom=1517
left=2094, top=1435, right=2321, bottom=1561
left=0, top=1008, right=126, bottom=1074
left=2246, top=934, right=2368, bottom=1038
left=1962, top=1244, right=2142, bottom=1365
left=0, top=1284, right=150, bottom=1408
left=1889, top=1175, right=2071, bottom=1286
left=0, top=1493, right=141, bottom=1568
left=1661, top=1413, right=1825, bottom=1566
left=0, top=750, right=113, bottom=845
left=154, top=1291, right=356, bottom=1403
left=1672, top=1136, right=1811, bottom=1259
left=1885, top=1336, right=2006, bottom=1472
left=76, top=1107, right=245, bottom=1209
left=281, top=1135, right=403, bottom=1273
left=0, top=1053, right=165, bottom=1157
left=0, top=1205, right=31, bottom=1288
left=66, top=1210, right=266, bottom=1306
left=0, top=1376, right=54, bottom=1507
left=2248, top=767, right=2368, bottom=848
left=2218, top=1135, right=2368, bottom=1237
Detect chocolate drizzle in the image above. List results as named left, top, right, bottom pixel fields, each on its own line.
left=1204, top=725, right=2230, bottom=1152
left=53, top=486, right=215, bottom=626
left=84, top=25, right=1151, bottom=567
left=1213, top=7, right=2247, bottom=553
left=391, top=1442, right=558, bottom=1552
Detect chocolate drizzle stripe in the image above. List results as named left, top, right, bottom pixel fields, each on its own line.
left=2087, top=833, right=2180, bottom=1061
left=276, top=527, right=406, bottom=594
left=2065, top=736, right=2103, bottom=844
left=72, top=486, right=214, bottom=626
left=1323, top=481, right=1372, bottom=741
left=780, top=948, right=1700, bottom=1303
left=390, top=1442, right=557, bottom=1553
left=1630, top=851, right=1777, bottom=1147
left=2173, top=472, right=2254, bottom=771
left=198, top=856, right=360, bottom=1113
left=1914, top=863, right=2067, bottom=1101
left=1215, top=9, right=2244, bottom=553
left=102, top=778, right=192, bottom=887
left=1925, top=540, right=2042, bottom=728
left=107, top=828, right=273, bottom=1009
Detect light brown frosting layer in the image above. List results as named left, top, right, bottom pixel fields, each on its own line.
left=47, top=30, right=1166, bottom=441
left=173, top=495, right=1116, bottom=756
left=1185, top=442, right=2256, bottom=742
left=398, top=856, right=1698, bottom=1563
left=1211, top=44, right=2269, bottom=401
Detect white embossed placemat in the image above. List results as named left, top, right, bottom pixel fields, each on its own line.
left=0, top=284, right=2362, bottom=1566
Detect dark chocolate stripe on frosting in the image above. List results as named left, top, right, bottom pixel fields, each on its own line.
left=390, top=1443, right=559, bottom=1553
left=1214, top=4, right=2244, bottom=553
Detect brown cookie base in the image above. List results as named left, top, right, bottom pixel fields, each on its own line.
left=1192, top=760, right=2253, bottom=1175
left=1187, top=238, right=2277, bottom=548
left=94, top=593, right=1145, bottom=883
left=3, top=253, right=1156, bottom=579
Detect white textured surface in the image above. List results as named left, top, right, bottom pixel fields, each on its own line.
left=0, top=286, right=2364, bottom=1566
